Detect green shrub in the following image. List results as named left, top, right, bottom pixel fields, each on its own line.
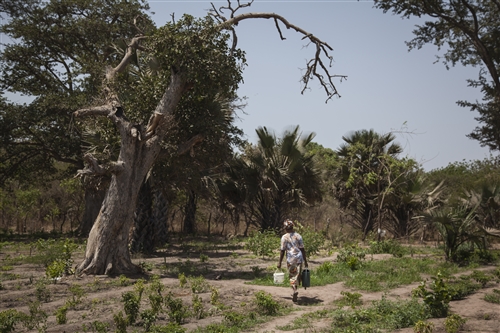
left=0, top=309, right=25, bottom=333
left=444, top=314, right=467, bottom=333
left=335, top=291, right=363, bottom=308
left=369, top=239, right=406, bottom=257
left=54, top=305, right=68, bottom=324
left=90, top=320, right=110, bottom=333
left=484, top=289, right=500, bottom=304
left=412, top=272, right=452, bottom=318
left=140, top=309, right=157, bottom=332
left=254, top=290, right=280, bottom=316
left=245, top=229, right=279, bottom=259
left=122, top=291, right=141, bottom=324
left=295, top=223, right=325, bottom=256
left=192, top=294, right=205, bottom=319
left=188, top=275, right=210, bottom=293
left=149, top=323, right=186, bottom=333
left=113, top=311, right=127, bottom=333
left=336, top=245, right=366, bottom=270
left=413, top=320, right=434, bottom=333
left=164, top=292, right=189, bottom=324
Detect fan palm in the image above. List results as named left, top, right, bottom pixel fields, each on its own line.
left=334, top=129, right=404, bottom=239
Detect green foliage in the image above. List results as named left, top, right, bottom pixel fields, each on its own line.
left=254, top=290, right=280, bottom=316
left=88, top=321, right=110, bottom=333
left=428, top=205, right=486, bottom=264
left=54, top=305, right=68, bottom=325
left=484, top=289, right=500, bottom=304
left=199, top=253, right=209, bottom=262
left=444, top=314, right=467, bottom=333
left=245, top=229, right=279, bottom=259
left=178, top=273, right=187, bottom=288
left=210, top=286, right=220, bottom=306
left=188, top=275, right=210, bottom=293
left=412, top=272, right=452, bottom=318
left=369, top=239, right=406, bottom=257
left=140, top=309, right=157, bottom=332
left=295, top=223, right=325, bottom=256
left=164, top=291, right=189, bottom=324
left=113, top=311, right=128, bottom=333
left=23, top=301, right=48, bottom=332
left=336, top=246, right=366, bottom=270
left=192, top=294, right=205, bottom=319
left=0, top=309, right=25, bottom=333
left=67, top=283, right=86, bottom=308
left=121, top=291, right=141, bottom=325
left=149, top=323, right=186, bottom=333
left=335, top=291, right=363, bottom=308
left=413, top=320, right=434, bottom=333
left=35, top=278, right=51, bottom=302
left=147, top=275, right=164, bottom=315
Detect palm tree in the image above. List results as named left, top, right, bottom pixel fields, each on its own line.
left=220, top=126, right=322, bottom=231
left=333, top=129, right=404, bottom=240
left=385, top=172, right=445, bottom=239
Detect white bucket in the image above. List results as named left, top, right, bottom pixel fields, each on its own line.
left=273, top=271, right=285, bottom=284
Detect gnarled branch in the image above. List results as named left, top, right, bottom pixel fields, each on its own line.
left=211, top=3, right=347, bottom=102
left=76, top=153, right=125, bottom=177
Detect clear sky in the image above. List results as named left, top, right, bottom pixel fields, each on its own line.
left=148, top=0, right=494, bottom=171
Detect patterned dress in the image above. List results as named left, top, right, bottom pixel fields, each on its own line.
left=280, top=231, right=304, bottom=287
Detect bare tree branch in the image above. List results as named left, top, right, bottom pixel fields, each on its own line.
left=177, top=133, right=205, bottom=156
left=212, top=10, right=347, bottom=102
left=74, top=105, right=114, bottom=118
left=105, top=35, right=146, bottom=81
left=76, top=153, right=125, bottom=177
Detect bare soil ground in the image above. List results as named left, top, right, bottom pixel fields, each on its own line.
left=0, top=241, right=499, bottom=333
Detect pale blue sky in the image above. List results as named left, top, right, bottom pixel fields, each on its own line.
left=149, top=0, right=493, bottom=171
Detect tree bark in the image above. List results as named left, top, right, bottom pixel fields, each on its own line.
left=77, top=140, right=157, bottom=275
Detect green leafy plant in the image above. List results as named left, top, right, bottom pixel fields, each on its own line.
left=192, top=294, right=205, bottom=319
left=484, top=289, right=500, bottom=304
left=335, top=291, right=363, bottom=308
left=413, top=320, right=434, bottom=333
left=146, top=275, right=164, bottom=315
left=35, top=278, right=51, bottom=302
left=0, top=309, right=25, bottom=333
left=210, top=286, right=220, bottom=306
left=54, top=305, right=68, bottom=325
left=178, top=273, right=187, bottom=288
left=149, top=323, right=186, bottom=333
left=412, top=272, right=452, bottom=318
left=188, top=275, right=210, bottom=293
left=67, top=283, right=86, bottom=308
left=22, top=301, right=48, bottom=332
left=113, top=311, right=128, bottom=333
left=295, top=222, right=325, bottom=256
left=336, top=245, right=366, bottom=271
left=254, top=290, right=280, bottom=316
left=369, top=239, right=406, bottom=257
left=164, top=292, right=189, bottom=324
left=90, top=320, right=110, bottom=333
left=140, top=309, right=157, bottom=332
left=199, top=253, right=209, bottom=262
left=121, top=291, right=141, bottom=325
left=245, top=229, right=279, bottom=259
left=444, top=314, right=467, bottom=333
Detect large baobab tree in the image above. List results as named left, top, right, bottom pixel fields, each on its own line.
left=74, top=0, right=346, bottom=275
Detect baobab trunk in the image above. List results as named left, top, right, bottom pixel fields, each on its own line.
left=77, top=135, right=159, bottom=275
